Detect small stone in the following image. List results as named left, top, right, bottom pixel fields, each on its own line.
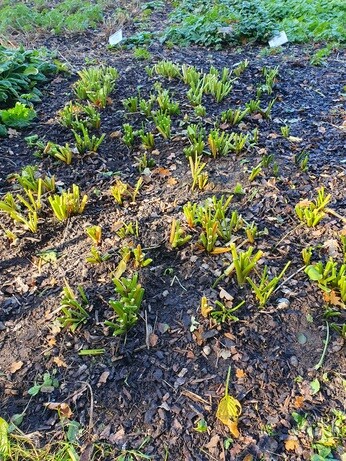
left=203, top=345, right=211, bottom=356
left=277, top=298, right=290, bottom=309
left=162, top=290, right=169, bottom=298
left=290, top=356, right=298, bottom=367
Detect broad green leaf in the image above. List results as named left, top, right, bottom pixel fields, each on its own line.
left=305, top=265, right=323, bottom=281
left=310, top=378, right=320, bottom=395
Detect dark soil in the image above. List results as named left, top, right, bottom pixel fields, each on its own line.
left=0, top=13, right=345, bottom=461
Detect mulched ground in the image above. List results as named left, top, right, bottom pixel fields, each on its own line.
left=0, top=13, right=345, bottom=461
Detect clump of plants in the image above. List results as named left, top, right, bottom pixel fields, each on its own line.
left=105, top=273, right=145, bottom=335
left=73, top=66, right=118, bottom=108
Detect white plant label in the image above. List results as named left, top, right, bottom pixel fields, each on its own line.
left=109, top=29, right=123, bottom=46
left=268, top=30, right=288, bottom=47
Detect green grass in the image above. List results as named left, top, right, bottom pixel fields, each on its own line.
left=0, top=0, right=110, bottom=36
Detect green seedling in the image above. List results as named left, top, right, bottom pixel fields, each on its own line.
left=225, top=244, right=263, bottom=286
left=340, top=233, right=346, bottom=263
left=139, top=97, right=155, bottom=116
left=189, top=155, right=208, bottom=191
left=105, top=273, right=145, bottom=335
left=169, top=218, right=192, bottom=248
left=122, top=95, right=140, bottom=113
left=186, top=123, right=205, bottom=143
left=49, top=184, right=88, bottom=221
left=0, top=190, right=40, bottom=233
left=132, top=244, right=152, bottom=268
left=13, top=165, right=55, bottom=193
left=221, top=107, right=249, bottom=125
left=86, top=246, right=111, bottom=264
left=259, top=98, right=276, bottom=119
left=194, top=105, right=206, bottom=117
left=135, top=152, right=156, bottom=172
left=110, top=180, right=128, bottom=205
left=154, top=60, right=181, bottom=79
left=73, top=125, right=105, bottom=154
left=218, top=211, right=244, bottom=242
left=247, top=261, right=291, bottom=306
left=295, top=187, right=331, bottom=227
left=199, top=218, right=218, bottom=252
left=204, top=74, right=232, bottom=102
left=280, top=125, right=290, bottom=138
left=245, top=222, right=258, bottom=243
left=156, top=86, right=180, bottom=115
left=233, top=183, right=245, bottom=195
left=133, top=47, right=151, bottom=60
left=153, top=111, right=171, bottom=139
left=140, top=132, right=155, bottom=150
left=295, top=150, right=309, bottom=172
left=233, top=59, right=249, bottom=77
left=261, top=153, right=274, bottom=168
left=210, top=299, right=245, bottom=323
left=73, top=66, right=118, bottom=108
left=248, top=163, right=262, bottom=182
left=208, top=129, right=234, bottom=158
left=181, top=64, right=200, bottom=86
left=28, top=371, right=59, bottom=396
left=302, top=247, right=313, bottom=265
left=116, top=221, right=139, bottom=239
left=122, top=123, right=136, bottom=147
left=261, top=66, right=279, bottom=94
left=183, top=202, right=200, bottom=228
left=58, top=282, right=90, bottom=332
left=186, top=76, right=206, bottom=106
left=86, top=225, right=102, bottom=245
left=305, top=259, right=346, bottom=302
left=59, top=101, right=100, bottom=130
left=44, top=141, right=73, bottom=164
left=245, top=99, right=261, bottom=114
left=110, top=178, right=142, bottom=205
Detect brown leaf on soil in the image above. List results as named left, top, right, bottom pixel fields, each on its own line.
left=323, top=239, right=339, bottom=257
left=235, top=368, right=246, bottom=379
left=204, top=435, right=220, bottom=450
left=285, top=439, right=299, bottom=451
left=47, top=336, right=56, bottom=347
left=98, top=371, right=110, bottom=386
left=323, top=290, right=342, bottom=306
left=154, top=167, right=171, bottom=177
left=9, top=361, right=23, bottom=374
left=45, top=402, right=73, bottom=419
left=167, top=177, right=178, bottom=186
left=149, top=333, right=159, bottom=347
left=293, top=395, right=304, bottom=408
left=53, top=356, right=68, bottom=368
left=243, top=455, right=254, bottom=461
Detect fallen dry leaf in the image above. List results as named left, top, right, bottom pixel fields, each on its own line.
left=45, top=402, right=73, bottom=419
left=293, top=395, right=304, bottom=409
left=167, top=177, right=178, bottom=186
left=98, top=371, right=110, bottom=386
left=9, top=361, right=23, bottom=374
left=235, top=368, right=246, bottom=379
left=285, top=438, right=299, bottom=451
left=149, top=333, right=159, bottom=347
left=323, top=290, right=342, bottom=306
left=53, top=356, right=68, bottom=368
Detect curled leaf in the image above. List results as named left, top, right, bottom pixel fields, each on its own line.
left=200, top=296, right=213, bottom=318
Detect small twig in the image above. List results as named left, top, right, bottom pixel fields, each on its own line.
left=325, top=207, right=346, bottom=224
left=273, top=223, right=302, bottom=249
left=170, top=275, right=187, bottom=291
left=314, top=321, right=330, bottom=370
left=273, top=265, right=306, bottom=294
